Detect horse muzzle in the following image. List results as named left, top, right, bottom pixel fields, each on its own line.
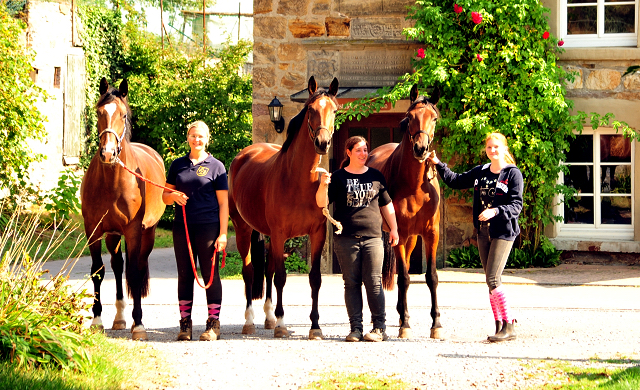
left=314, top=137, right=331, bottom=155
left=413, top=143, right=429, bottom=162
left=100, top=148, right=119, bottom=164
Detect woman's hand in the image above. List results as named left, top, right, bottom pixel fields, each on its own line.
left=389, top=228, right=400, bottom=247
left=478, top=208, right=498, bottom=221
left=320, top=172, right=331, bottom=186
left=215, top=233, right=227, bottom=252
left=427, top=151, right=440, bottom=165
left=171, top=192, right=189, bottom=206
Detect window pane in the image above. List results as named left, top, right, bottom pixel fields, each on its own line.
left=348, top=127, right=367, bottom=140
left=605, top=5, right=636, bottom=33
left=601, top=196, right=632, bottom=224
left=565, top=165, right=594, bottom=194
left=393, top=127, right=402, bottom=143
left=565, top=135, right=593, bottom=162
left=568, top=0, right=596, bottom=3
left=601, top=134, right=631, bottom=162
left=370, top=127, right=391, bottom=150
left=564, top=196, right=594, bottom=224
left=601, top=165, right=632, bottom=194
left=567, top=6, right=597, bottom=34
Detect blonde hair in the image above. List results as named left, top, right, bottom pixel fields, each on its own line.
left=485, top=132, right=516, bottom=165
left=187, top=120, right=210, bottom=145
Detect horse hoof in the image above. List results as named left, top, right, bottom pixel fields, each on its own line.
left=308, top=329, right=323, bottom=340
left=90, top=324, right=104, bottom=332
left=430, top=327, right=445, bottom=340
left=131, top=325, right=148, bottom=341
left=242, top=324, right=256, bottom=335
left=112, top=320, right=126, bottom=330
left=398, top=327, right=412, bottom=339
left=265, top=319, right=276, bottom=330
left=274, top=326, right=289, bottom=338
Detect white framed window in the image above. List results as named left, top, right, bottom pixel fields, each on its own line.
left=560, top=0, right=638, bottom=47
left=557, top=128, right=634, bottom=240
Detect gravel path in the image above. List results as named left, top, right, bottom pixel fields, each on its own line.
left=48, top=250, right=640, bottom=389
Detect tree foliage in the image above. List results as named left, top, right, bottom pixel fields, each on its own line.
left=339, top=0, right=638, bottom=253
left=0, top=4, right=48, bottom=203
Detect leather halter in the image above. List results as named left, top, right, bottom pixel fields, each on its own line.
left=98, top=115, right=129, bottom=157
left=307, top=111, right=334, bottom=142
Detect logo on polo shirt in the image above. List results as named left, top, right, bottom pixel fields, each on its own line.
left=196, top=166, right=209, bottom=177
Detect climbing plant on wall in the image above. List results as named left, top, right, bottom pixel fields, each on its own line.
left=338, top=0, right=637, bottom=254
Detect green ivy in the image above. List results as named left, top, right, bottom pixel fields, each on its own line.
left=337, top=0, right=638, bottom=254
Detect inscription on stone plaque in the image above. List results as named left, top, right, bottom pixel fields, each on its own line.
left=308, top=50, right=339, bottom=87
left=351, top=18, right=403, bottom=40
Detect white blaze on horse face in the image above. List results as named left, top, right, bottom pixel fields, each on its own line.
left=104, top=102, right=117, bottom=118
left=319, top=99, right=327, bottom=109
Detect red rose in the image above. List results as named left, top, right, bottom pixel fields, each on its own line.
left=471, top=12, right=482, bottom=24
left=558, top=40, right=565, bottom=46
left=543, top=31, right=550, bottom=39
left=417, top=48, right=425, bottom=59
left=476, top=54, right=483, bottom=62
left=454, top=4, right=463, bottom=14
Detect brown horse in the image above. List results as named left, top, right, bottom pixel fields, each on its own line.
left=367, top=84, right=443, bottom=339
left=81, top=78, right=166, bottom=340
left=229, top=76, right=339, bottom=339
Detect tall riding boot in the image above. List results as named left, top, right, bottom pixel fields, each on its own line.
left=488, top=319, right=516, bottom=342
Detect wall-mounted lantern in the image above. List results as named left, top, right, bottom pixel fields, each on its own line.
left=268, top=96, right=285, bottom=133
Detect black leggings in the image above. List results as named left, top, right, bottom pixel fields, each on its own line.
left=173, top=221, right=222, bottom=305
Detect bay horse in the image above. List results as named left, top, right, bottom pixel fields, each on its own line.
left=81, top=78, right=166, bottom=340
left=229, top=76, right=339, bottom=339
left=367, top=84, right=443, bottom=339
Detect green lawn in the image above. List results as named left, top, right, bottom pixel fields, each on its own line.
left=526, top=356, right=640, bottom=389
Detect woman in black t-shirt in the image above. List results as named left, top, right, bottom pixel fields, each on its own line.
left=316, top=136, right=399, bottom=342
left=163, top=121, right=229, bottom=342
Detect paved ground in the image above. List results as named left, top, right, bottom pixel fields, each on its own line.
left=45, top=248, right=640, bottom=389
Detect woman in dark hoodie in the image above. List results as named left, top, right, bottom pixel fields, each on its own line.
left=428, top=132, right=523, bottom=342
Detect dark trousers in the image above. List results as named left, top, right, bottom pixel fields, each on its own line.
left=477, top=224, right=514, bottom=291
left=333, top=235, right=386, bottom=331
left=173, top=221, right=222, bottom=307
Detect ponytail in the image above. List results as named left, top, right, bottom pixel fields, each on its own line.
left=340, top=136, right=368, bottom=169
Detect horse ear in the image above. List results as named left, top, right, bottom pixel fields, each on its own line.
left=119, top=79, right=129, bottom=98
left=428, top=86, right=440, bottom=105
left=308, top=76, right=317, bottom=96
left=328, top=77, right=339, bottom=96
left=99, top=77, right=109, bottom=95
left=410, top=84, right=419, bottom=103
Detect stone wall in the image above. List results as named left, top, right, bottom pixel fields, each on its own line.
left=561, top=61, right=640, bottom=101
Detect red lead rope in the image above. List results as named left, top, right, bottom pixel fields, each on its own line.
left=116, top=159, right=226, bottom=289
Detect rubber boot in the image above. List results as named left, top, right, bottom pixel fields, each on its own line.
left=488, top=320, right=516, bottom=342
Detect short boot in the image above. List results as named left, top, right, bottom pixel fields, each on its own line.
left=487, top=320, right=503, bottom=340
left=200, top=317, right=220, bottom=341
left=488, top=320, right=516, bottom=342
left=177, top=317, right=192, bottom=341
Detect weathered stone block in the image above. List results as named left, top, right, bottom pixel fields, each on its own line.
left=585, top=69, right=621, bottom=90
left=254, top=16, right=287, bottom=40
left=289, top=20, right=325, bottom=38
left=325, top=17, right=350, bottom=37
left=623, top=72, right=640, bottom=90
left=563, top=65, right=583, bottom=89
left=252, top=103, right=269, bottom=117
left=277, top=0, right=310, bottom=16
left=254, top=0, right=272, bottom=14
left=254, top=41, right=277, bottom=64
left=279, top=63, right=290, bottom=71
left=312, top=0, right=330, bottom=14
left=278, top=43, right=306, bottom=62
left=281, top=72, right=306, bottom=89
left=447, top=204, right=472, bottom=222
left=445, top=225, right=466, bottom=246
left=253, top=66, right=276, bottom=90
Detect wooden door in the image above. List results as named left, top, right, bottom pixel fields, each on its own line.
left=63, top=54, right=86, bottom=165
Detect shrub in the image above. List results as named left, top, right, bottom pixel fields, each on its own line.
left=446, top=245, right=482, bottom=268
left=446, top=237, right=561, bottom=269
left=219, top=251, right=242, bottom=279
left=285, top=252, right=309, bottom=274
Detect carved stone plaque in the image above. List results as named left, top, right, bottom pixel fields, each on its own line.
left=351, top=18, right=404, bottom=40
left=308, top=50, right=340, bottom=87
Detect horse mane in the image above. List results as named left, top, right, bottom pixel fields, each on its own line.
left=280, top=89, right=338, bottom=153
left=400, top=96, right=440, bottom=133
left=96, top=86, right=133, bottom=142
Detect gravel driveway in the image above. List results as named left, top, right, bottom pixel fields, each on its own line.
left=48, top=249, right=640, bottom=389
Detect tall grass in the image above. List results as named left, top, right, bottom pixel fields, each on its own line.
left=0, top=205, right=94, bottom=370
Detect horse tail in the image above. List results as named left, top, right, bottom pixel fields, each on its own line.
left=124, top=241, right=151, bottom=299
left=382, top=231, right=396, bottom=291
left=250, top=230, right=265, bottom=300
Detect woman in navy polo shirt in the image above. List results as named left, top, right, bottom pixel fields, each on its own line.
left=163, top=121, right=229, bottom=341
left=428, top=132, right=523, bottom=342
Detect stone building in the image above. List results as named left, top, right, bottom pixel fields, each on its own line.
left=23, top=0, right=85, bottom=192
left=252, top=0, right=640, bottom=271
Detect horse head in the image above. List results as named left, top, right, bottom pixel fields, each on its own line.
left=96, top=78, right=131, bottom=164
left=306, top=76, right=339, bottom=155
left=402, top=84, right=440, bottom=163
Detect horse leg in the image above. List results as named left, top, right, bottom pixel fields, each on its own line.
left=236, top=220, right=257, bottom=334
left=397, top=235, right=418, bottom=339
left=424, top=228, right=443, bottom=339
left=89, top=239, right=105, bottom=330
left=106, top=234, right=126, bottom=330
left=269, top=237, right=288, bottom=338
left=125, top=228, right=151, bottom=341
left=308, top=227, right=326, bottom=340
left=263, top=239, right=276, bottom=330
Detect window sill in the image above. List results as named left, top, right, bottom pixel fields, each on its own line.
left=559, top=47, right=640, bottom=61
left=551, top=238, right=640, bottom=253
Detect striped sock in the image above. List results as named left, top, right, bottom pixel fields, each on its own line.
left=179, top=300, right=193, bottom=319
left=489, top=290, right=502, bottom=322
left=207, top=303, right=221, bottom=320
left=493, top=286, right=513, bottom=322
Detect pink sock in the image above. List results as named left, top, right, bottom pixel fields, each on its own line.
left=179, top=300, right=193, bottom=319
left=489, top=290, right=502, bottom=322
left=492, top=286, right=513, bottom=322
left=207, top=303, right=221, bottom=319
